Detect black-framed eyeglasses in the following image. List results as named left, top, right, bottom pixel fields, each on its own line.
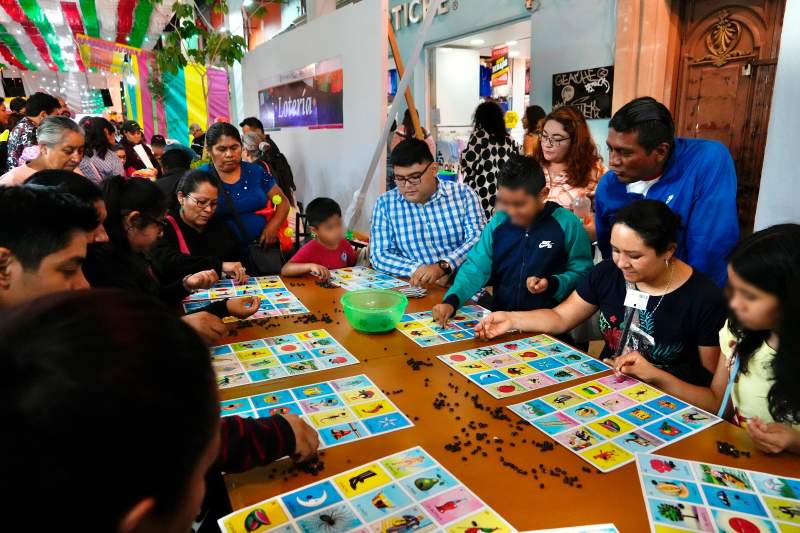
left=145, top=216, right=169, bottom=230
left=186, top=195, right=218, bottom=210
left=539, top=131, right=570, bottom=147
left=394, top=161, right=433, bottom=186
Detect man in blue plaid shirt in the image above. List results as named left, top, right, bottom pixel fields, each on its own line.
left=371, top=139, right=486, bottom=286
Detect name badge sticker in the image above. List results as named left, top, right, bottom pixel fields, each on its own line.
left=624, top=289, right=650, bottom=310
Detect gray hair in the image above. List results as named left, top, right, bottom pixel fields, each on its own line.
left=37, top=116, right=84, bottom=147
left=242, top=131, right=268, bottom=157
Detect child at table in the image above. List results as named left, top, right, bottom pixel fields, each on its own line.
left=433, top=154, right=593, bottom=326
left=1, top=290, right=320, bottom=531
left=612, top=224, right=800, bottom=454
left=281, top=197, right=357, bottom=281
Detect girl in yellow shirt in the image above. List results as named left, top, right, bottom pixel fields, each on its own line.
left=609, top=224, right=800, bottom=454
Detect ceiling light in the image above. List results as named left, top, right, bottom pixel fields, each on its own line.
left=506, top=40, right=518, bottom=46
left=243, top=0, right=253, bottom=6
left=509, top=50, right=521, bottom=58
left=469, top=39, right=485, bottom=46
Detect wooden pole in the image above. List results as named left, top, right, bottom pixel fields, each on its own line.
left=387, top=20, right=423, bottom=140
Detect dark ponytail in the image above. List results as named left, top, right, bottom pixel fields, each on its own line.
left=103, top=176, right=167, bottom=248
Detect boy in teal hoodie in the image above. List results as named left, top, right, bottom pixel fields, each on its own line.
left=432, top=155, right=592, bottom=326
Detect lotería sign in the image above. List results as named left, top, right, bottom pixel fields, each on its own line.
left=390, top=0, right=452, bottom=32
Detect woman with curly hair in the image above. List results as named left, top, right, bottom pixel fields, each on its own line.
left=535, top=105, right=604, bottom=240
left=611, top=223, right=800, bottom=454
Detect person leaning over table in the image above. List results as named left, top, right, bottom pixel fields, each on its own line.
left=595, top=96, right=738, bottom=287
left=151, top=169, right=247, bottom=285
left=26, top=169, right=109, bottom=244
left=370, top=138, right=486, bottom=287
left=432, top=154, right=592, bottom=327
left=198, top=122, right=290, bottom=273
left=0, top=289, right=320, bottom=532
left=82, top=175, right=258, bottom=345
left=476, top=199, right=727, bottom=387
left=613, top=224, right=800, bottom=455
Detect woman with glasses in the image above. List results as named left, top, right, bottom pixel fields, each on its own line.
left=84, top=176, right=257, bottom=322
left=460, top=101, right=519, bottom=220
left=152, top=170, right=247, bottom=284
left=535, top=106, right=604, bottom=241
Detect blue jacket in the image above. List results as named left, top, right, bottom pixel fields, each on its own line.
left=444, top=202, right=593, bottom=312
left=595, top=137, right=739, bottom=287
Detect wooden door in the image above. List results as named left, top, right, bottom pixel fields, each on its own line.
left=674, top=0, right=785, bottom=233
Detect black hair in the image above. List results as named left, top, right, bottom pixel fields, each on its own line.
left=176, top=170, right=219, bottom=196
left=24, top=92, right=61, bottom=118
left=390, top=138, right=433, bottom=167
left=524, top=105, right=546, bottom=134
left=26, top=170, right=103, bottom=204
left=609, top=96, right=675, bottom=153
left=305, top=197, right=341, bottom=227
left=161, top=148, right=194, bottom=172
left=206, top=122, right=241, bottom=150
left=727, top=224, right=800, bottom=424
left=473, top=101, right=508, bottom=142
left=151, top=135, right=166, bottom=147
left=239, top=116, right=264, bottom=133
left=497, top=154, right=546, bottom=196
left=0, top=185, right=98, bottom=270
left=401, top=109, right=425, bottom=137
left=83, top=116, right=115, bottom=158
left=102, top=176, right=168, bottom=249
left=9, top=96, right=26, bottom=113
left=612, top=199, right=681, bottom=254
left=0, top=289, right=218, bottom=528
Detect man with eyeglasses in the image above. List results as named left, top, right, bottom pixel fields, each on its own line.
left=595, top=97, right=738, bottom=286
left=371, top=139, right=486, bottom=286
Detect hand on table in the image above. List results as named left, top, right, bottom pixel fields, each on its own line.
left=185, top=269, right=220, bottom=290
left=308, top=264, right=331, bottom=281
left=226, top=296, right=260, bottom=319
left=222, top=261, right=248, bottom=284
left=746, top=417, right=800, bottom=454
left=432, top=303, right=455, bottom=328
left=613, top=351, right=659, bottom=382
left=283, top=414, right=320, bottom=462
left=475, top=311, right=514, bottom=340
left=526, top=276, right=549, bottom=294
left=181, top=311, right=227, bottom=345
left=410, top=264, right=445, bottom=287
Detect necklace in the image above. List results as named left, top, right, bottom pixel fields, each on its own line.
left=646, top=262, right=675, bottom=316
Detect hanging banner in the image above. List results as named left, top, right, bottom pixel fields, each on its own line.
left=552, top=65, right=615, bottom=119
left=490, top=45, right=509, bottom=87
left=258, top=56, right=343, bottom=129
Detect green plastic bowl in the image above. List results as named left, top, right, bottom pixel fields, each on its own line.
left=340, top=289, right=408, bottom=333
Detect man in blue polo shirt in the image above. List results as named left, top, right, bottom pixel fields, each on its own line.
left=595, top=97, right=738, bottom=286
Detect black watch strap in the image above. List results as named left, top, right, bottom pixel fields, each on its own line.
left=437, top=260, right=452, bottom=274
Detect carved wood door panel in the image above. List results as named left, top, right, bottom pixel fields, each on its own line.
left=675, top=1, right=784, bottom=233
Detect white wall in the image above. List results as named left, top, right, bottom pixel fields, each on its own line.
left=241, top=1, right=388, bottom=231
left=530, top=0, right=617, bottom=163
left=754, top=0, right=800, bottom=229
left=434, top=47, right=480, bottom=126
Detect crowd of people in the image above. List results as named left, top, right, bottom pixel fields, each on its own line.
left=0, top=92, right=797, bottom=531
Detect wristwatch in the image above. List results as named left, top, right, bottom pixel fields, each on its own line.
left=437, top=260, right=452, bottom=275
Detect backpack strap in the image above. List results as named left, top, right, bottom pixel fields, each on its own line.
left=166, top=214, right=191, bottom=255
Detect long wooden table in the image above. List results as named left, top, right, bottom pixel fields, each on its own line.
left=221, top=277, right=799, bottom=532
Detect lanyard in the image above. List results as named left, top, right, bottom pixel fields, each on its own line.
left=717, top=355, right=740, bottom=418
